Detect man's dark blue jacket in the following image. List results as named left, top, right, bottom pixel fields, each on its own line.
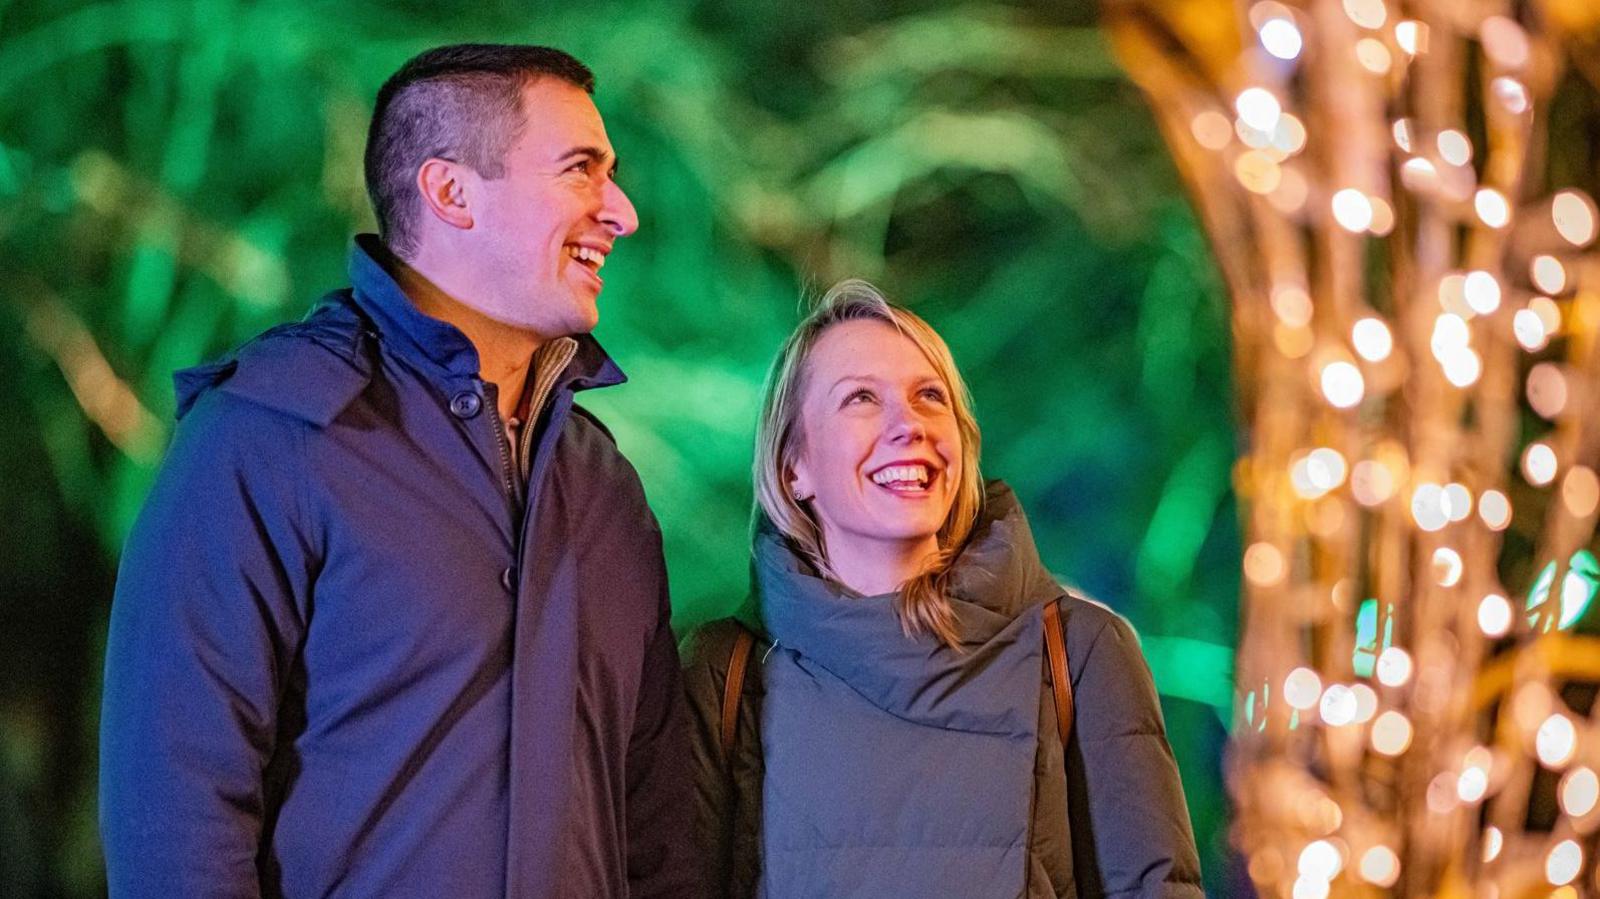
left=100, top=237, right=694, bottom=898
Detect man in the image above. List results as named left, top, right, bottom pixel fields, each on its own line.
left=100, top=44, right=693, bottom=898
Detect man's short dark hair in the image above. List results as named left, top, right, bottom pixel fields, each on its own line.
left=365, top=44, right=596, bottom=258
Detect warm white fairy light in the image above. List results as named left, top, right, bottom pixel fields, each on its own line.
left=1331, top=189, right=1374, bottom=231
left=1392, top=119, right=1413, bottom=151
left=1352, top=317, right=1392, bottom=361
left=1271, top=114, right=1307, bottom=154
left=1191, top=111, right=1234, bottom=150
left=1320, top=684, right=1358, bottom=725
left=1531, top=255, right=1567, bottom=293
left=1432, top=547, right=1464, bottom=587
left=1426, top=771, right=1460, bottom=814
left=1529, top=295, right=1561, bottom=332
left=1351, top=460, right=1395, bottom=506
left=1492, top=76, right=1530, bottom=114
left=1478, top=593, right=1513, bottom=636
left=1412, top=483, right=1449, bottom=531
left=1244, top=541, right=1287, bottom=586
left=1561, top=466, right=1600, bottom=517
left=1546, top=840, right=1582, bottom=886
left=1463, top=270, right=1502, bottom=313
left=1394, top=21, right=1422, bottom=55
left=1358, top=845, right=1399, bottom=886
left=1355, top=38, right=1392, bottom=75
left=1285, top=667, right=1324, bottom=709
left=1552, top=190, right=1598, bottom=246
left=1376, top=646, right=1413, bottom=686
left=1480, top=16, right=1531, bottom=69
left=1234, top=151, right=1282, bottom=194
left=1514, top=308, right=1549, bottom=351
left=1299, top=839, right=1343, bottom=881
left=1526, top=364, right=1568, bottom=419
left=1320, top=361, right=1364, bottom=408
left=1368, top=196, right=1394, bottom=235
left=1236, top=87, right=1282, bottom=133
left=1438, top=130, right=1473, bottom=166
left=1431, top=313, right=1470, bottom=357
left=1400, top=156, right=1437, bottom=192
left=1457, top=764, right=1489, bottom=803
left=1478, top=490, right=1512, bottom=530
left=1350, top=683, right=1378, bottom=722
left=1536, top=713, right=1577, bottom=767
left=1271, top=284, right=1313, bottom=326
left=1371, top=710, right=1413, bottom=755
left=1560, top=767, right=1599, bottom=817
left=1483, top=826, right=1504, bottom=863
left=1523, top=442, right=1559, bottom=486
left=1475, top=188, right=1511, bottom=228
left=1342, top=0, right=1386, bottom=30
left=1443, top=483, right=1472, bottom=521
left=1291, top=877, right=1329, bottom=899
left=1260, top=17, right=1304, bottom=60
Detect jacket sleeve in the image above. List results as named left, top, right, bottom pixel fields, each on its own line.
left=623, top=545, right=699, bottom=898
left=1068, top=613, right=1204, bottom=899
left=99, top=394, right=313, bottom=898
left=678, top=621, right=743, bottom=899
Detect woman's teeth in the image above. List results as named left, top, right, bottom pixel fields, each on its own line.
left=870, top=464, right=930, bottom=491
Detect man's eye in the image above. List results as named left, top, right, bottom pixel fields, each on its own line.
left=566, top=160, right=591, bottom=174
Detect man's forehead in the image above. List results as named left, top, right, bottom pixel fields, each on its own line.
left=516, top=79, right=612, bottom=156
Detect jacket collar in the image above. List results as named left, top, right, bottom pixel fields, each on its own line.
left=347, top=234, right=626, bottom=391
left=753, top=480, right=1059, bottom=733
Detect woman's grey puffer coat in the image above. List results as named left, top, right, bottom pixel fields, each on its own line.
left=681, top=483, right=1204, bottom=898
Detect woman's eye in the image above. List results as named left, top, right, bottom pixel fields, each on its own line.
left=919, top=387, right=948, bottom=403
left=844, top=389, right=876, bottom=406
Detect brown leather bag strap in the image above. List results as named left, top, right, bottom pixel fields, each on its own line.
left=1043, top=598, right=1074, bottom=748
left=720, top=627, right=757, bottom=761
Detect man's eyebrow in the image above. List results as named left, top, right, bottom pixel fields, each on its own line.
left=554, top=146, right=619, bottom=175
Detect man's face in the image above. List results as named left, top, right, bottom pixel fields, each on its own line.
left=467, top=78, right=638, bottom=337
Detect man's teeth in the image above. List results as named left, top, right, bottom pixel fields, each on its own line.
left=565, top=245, right=606, bottom=269
left=871, top=464, right=930, bottom=488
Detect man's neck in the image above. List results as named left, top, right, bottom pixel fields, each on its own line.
left=381, top=249, right=542, bottom=423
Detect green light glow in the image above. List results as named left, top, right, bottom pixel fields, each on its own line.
left=1525, top=551, right=1598, bottom=631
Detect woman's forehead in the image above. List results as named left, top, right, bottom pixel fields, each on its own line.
left=806, top=319, right=940, bottom=381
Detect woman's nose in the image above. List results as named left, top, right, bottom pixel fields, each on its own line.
left=885, top=407, right=927, bottom=444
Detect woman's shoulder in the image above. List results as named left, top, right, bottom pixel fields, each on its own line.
left=679, top=617, right=762, bottom=672
left=1051, top=590, right=1146, bottom=681
left=679, top=616, right=769, bottom=712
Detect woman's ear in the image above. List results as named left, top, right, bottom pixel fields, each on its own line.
left=788, top=460, right=814, bottom=503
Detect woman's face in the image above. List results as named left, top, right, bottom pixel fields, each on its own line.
left=789, top=319, right=963, bottom=564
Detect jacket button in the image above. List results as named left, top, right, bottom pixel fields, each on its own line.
left=501, top=567, right=516, bottom=591
left=449, top=391, right=482, bottom=419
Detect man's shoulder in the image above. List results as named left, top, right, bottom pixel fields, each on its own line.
left=175, top=292, right=374, bottom=428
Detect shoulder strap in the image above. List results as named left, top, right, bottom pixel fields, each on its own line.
left=720, top=627, right=757, bottom=761
left=1044, top=598, right=1075, bottom=747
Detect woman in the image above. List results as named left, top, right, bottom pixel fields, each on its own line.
left=682, top=280, right=1202, bottom=898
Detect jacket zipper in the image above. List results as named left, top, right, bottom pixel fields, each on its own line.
left=481, top=381, right=518, bottom=503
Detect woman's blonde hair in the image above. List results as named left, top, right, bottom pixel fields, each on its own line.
left=753, top=279, right=983, bottom=648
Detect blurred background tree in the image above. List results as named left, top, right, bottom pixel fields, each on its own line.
left=0, top=0, right=1244, bottom=894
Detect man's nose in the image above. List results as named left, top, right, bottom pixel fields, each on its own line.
left=600, top=179, right=639, bottom=237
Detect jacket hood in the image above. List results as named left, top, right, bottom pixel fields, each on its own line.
left=753, top=480, right=1060, bottom=734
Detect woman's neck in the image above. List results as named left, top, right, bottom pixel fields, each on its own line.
left=823, top=533, right=941, bottom=597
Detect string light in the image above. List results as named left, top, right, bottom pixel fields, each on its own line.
left=1342, top=0, right=1387, bottom=30
left=1432, top=548, right=1464, bottom=586
left=1358, top=845, right=1399, bottom=886
left=1320, top=360, right=1364, bottom=408
left=1526, top=364, right=1568, bottom=419
left=1474, top=188, right=1511, bottom=228
left=1331, top=189, right=1374, bottom=231
left=1514, top=308, right=1549, bottom=351
left=1546, top=840, right=1583, bottom=886
left=1480, top=16, right=1531, bottom=69
left=1531, top=255, right=1567, bottom=293
left=1478, top=593, right=1513, bottom=636
left=1236, top=88, right=1282, bottom=132
left=1191, top=111, right=1234, bottom=150
left=1483, top=827, right=1504, bottom=863
left=1259, top=17, right=1304, bottom=60
left=1560, top=767, right=1599, bottom=817
left=1355, top=38, right=1391, bottom=75
left=1536, top=714, right=1577, bottom=768
left=1352, top=317, right=1392, bottom=361
left=1523, top=442, right=1559, bottom=487
left=1529, top=295, right=1561, bottom=332
left=1478, top=490, right=1512, bottom=530
left=1394, top=21, right=1423, bottom=55
left=1376, top=646, right=1413, bottom=686
left=1438, top=130, right=1473, bottom=166
left=1552, top=190, right=1597, bottom=246
left=1371, top=711, right=1412, bottom=756
left=1492, top=76, right=1530, bottom=113
left=1463, top=270, right=1502, bottom=313
left=1562, top=466, right=1599, bottom=518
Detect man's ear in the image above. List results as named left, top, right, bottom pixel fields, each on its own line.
left=416, top=158, right=474, bottom=230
